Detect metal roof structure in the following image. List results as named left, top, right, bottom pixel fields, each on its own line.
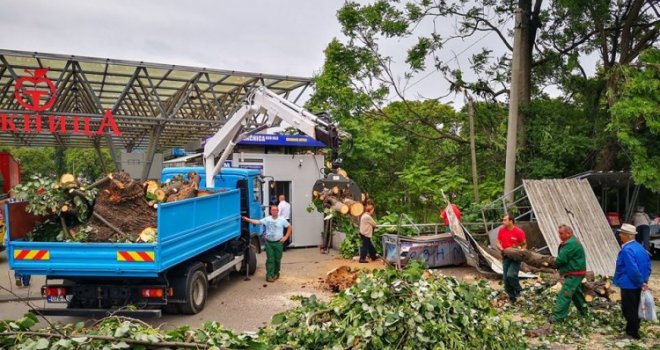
left=0, top=49, right=312, bottom=175
left=523, top=179, right=620, bottom=276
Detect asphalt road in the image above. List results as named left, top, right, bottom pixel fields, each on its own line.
left=0, top=248, right=344, bottom=332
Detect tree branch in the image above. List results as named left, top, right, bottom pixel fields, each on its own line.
left=450, top=10, right=514, bottom=51
left=0, top=331, right=219, bottom=349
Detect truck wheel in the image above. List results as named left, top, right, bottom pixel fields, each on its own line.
left=241, top=245, right=257, bottom=275
left=179, top=266, right=208, bottom=314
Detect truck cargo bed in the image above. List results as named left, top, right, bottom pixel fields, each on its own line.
left=8, top=189, right=241, bottom=278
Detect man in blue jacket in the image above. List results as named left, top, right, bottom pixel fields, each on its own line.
left=613, top=223, right=652, bottom=339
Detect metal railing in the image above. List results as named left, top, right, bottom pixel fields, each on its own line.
left=375, top=222, right=491, bottom=236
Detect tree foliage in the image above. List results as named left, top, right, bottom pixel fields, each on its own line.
left=0, top=146, right=114, bottom=181
left=610, top=49, right=660, bottom=191
left=308, top=0, right=659, bottom=218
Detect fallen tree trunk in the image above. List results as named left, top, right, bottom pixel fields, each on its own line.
left=482, top=245, right=555, bottom=274
left=502, top=248, right=557, bottom=269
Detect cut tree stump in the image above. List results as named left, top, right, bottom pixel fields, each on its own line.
left=89, top=171, right=156, bottom=242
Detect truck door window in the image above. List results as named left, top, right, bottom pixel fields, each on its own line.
left=253, top=179, right=262, bottom=204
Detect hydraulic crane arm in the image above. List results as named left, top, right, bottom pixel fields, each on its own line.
left=202, top=87, right=359, bottom=200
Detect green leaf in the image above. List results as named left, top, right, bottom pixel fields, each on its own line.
left=34, top=338, right=49, bottom=350
left=110, top=341, right=131, bottom=349
left=114, top=322, right=130, bottom=338
left=271, top=313, right=286, bottom=325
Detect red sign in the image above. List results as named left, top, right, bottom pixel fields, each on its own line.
left=14, top=68, right=57, bottom=112
left=5, top=68, right=122, bottom=137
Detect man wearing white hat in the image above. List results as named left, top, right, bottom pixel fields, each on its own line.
left=613, top=223, right=652, bottom=339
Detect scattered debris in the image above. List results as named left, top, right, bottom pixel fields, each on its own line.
left=324, top=265, right=358, bottom=292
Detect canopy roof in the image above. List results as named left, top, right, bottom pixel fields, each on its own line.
left=0, top=49, right=312, bottom=151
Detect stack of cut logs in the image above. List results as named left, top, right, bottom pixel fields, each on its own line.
left=142, top=172, right=202, bottom=208
left=27, top=171, right=207, bottom=243
left=312, top=186, right=365, bottom=217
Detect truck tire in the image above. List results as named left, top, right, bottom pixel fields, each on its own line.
left=242, top=245, right=257, bottom=275
left=179, top=265, right=208, bottom=314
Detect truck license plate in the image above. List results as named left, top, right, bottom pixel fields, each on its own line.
left=47, top=295, right=71, bottom=303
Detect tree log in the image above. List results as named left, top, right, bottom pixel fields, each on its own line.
left=318, top=189, right=332, bottom=201
left=59, top=173, right=77, bottom=187
left=143, top=180, right=159, bottom=195
left=324, top=196, right=349, bottom=215
left=166, top=172, right=201, bottom=202
left=483, top=245, right=555, bottom=274
left=88, top=174, right=112, bottom=190
left=155, top=189, right=167, bottom=202
left=502, top=248, right=557, bottom=269
left=342, top=198, right=364, bottom=217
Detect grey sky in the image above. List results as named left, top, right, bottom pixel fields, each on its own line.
left=0, top=1, right=345, bottom=77
left=0, top=0, right=514, bottom=107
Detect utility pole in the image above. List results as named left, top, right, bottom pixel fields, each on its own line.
left=504, top=7, right=525, bottom=202
left=465, top=91, right=480, bottom=203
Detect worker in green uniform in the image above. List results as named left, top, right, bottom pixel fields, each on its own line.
left=551, top=224, right=588, bottom=322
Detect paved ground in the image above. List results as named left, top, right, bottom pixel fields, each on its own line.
left=1, top=248, right=659, bottom=333
left=0, top=247, right=480, bottom=331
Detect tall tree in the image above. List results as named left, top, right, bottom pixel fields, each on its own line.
left=610, top=49, right=660, bottom=191
left=310, top=0, right=659, bottom=190
left=54, top=146, right=66, bottom=177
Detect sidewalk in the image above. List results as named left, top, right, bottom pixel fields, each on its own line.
left=0, top=251, right=46, bottom=303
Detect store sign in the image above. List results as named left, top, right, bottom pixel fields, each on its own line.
left=2, top=68, right=121, bottom=136
left=238, top=133, right=325, bottom=147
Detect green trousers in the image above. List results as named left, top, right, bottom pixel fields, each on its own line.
left=552, top=275, right=588, bottom=321
left=265, top=240, right=283, bottom=279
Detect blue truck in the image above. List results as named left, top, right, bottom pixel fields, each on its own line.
left=5, top=167, right=263, bottom=317
left=5, top=86, right=362, bottom=318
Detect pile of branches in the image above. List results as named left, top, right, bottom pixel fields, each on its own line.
left=11, top=171, right=204, bottom=243
left=494, top=274, right=630, bottom=346
left=13, top=174, right=102, bottom=242
left=1, top=262, right=527, bottom=350
left=0, top=313, right=260, bottom=350
left=3, top=263, right=658, bottom=349
left=259, top=261, right=527, bottom=349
